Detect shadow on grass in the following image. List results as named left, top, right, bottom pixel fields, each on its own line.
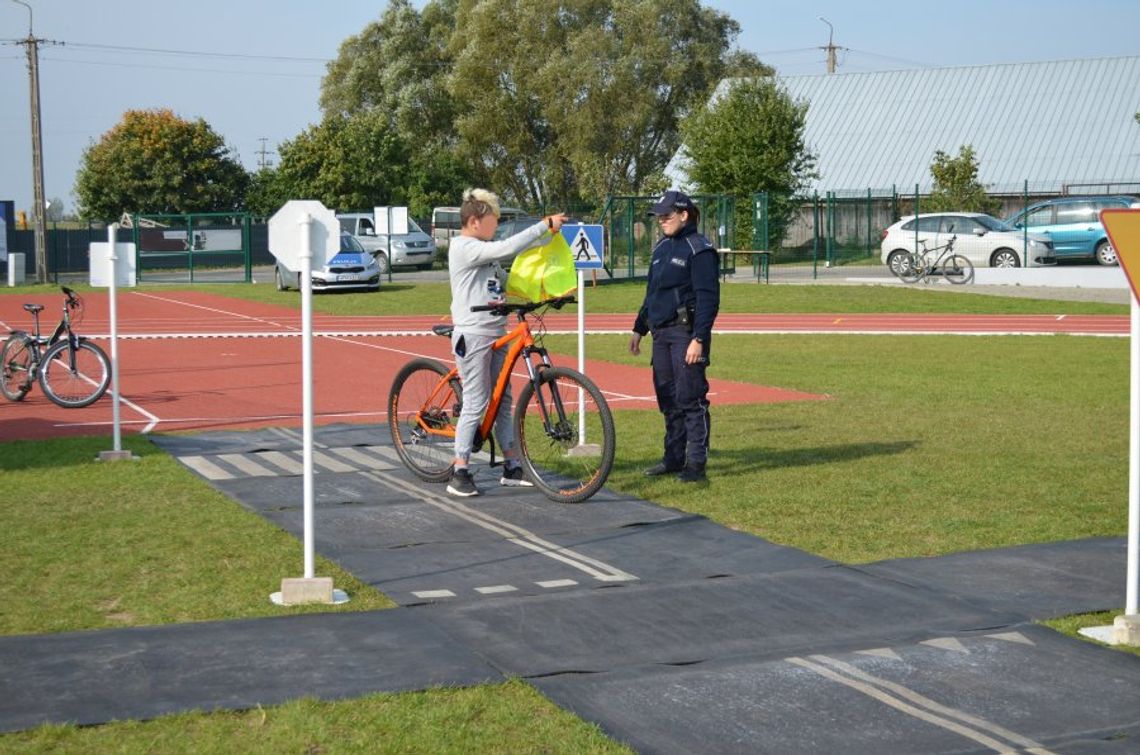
left=615, top=439, right=918, bottom=477
left=0, top=432, right=159, bottom=472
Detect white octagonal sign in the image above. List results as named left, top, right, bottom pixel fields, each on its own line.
left=269, top=200, right=339, bottom=272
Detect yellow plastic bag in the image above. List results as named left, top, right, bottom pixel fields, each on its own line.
left=506, top=232, right=578, bottom=302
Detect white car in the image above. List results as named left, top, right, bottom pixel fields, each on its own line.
left=880, top=213, right=1056, bottom=276
left=275, top=232, right=381, bottom=293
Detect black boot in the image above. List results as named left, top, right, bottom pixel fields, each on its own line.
left=644, top=460, right=684, bottom=477
left=676, top=463, right=706, bottom=482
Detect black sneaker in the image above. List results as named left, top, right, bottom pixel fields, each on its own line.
left=447, top=467, right=480, bottom=497
left=644, top=461, right=684, bottom=477
left=677, top=464, right=707, bottom=483
left=500, top=465, right=534, bottom=487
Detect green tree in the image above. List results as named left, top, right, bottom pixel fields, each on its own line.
left=925, top=145, right=1000, bottom=215
left=679, top=77, right=815, bottom=248
left=75, top=109, right=248, bottom=220
left=271, top=110, right=411, bottom=214
left=448, top=0, right=761, bottom=207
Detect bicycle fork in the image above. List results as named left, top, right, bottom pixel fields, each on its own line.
left=521, top=347, right=574, bottom=442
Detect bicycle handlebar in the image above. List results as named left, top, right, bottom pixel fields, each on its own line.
left=470, top=295, right=576, bottom=316
left=60, top=286, right=81, bottom=309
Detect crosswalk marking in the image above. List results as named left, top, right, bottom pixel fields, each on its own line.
left=411, top=590, right=456, bottom=599
left=177, top=445, right=407, bottom=480
left=312, top=450, right=356, bottom=473
left=218, top=453, right=275, bottom=477
left=475, top=585, right=518, bottom=595
left=330, top=446, right=396, bottom=470
left=257, top=451, right=304, bottom=475
left=180, top=455, right=234, bottom=481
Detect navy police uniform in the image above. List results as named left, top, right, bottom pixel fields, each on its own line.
left=632, top=191, right=720, bottom=474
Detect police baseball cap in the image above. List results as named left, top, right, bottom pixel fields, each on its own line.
left=648, top=190, right=694, bottom=217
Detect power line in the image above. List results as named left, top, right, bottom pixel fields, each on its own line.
left=63, top=40, right=330, bottom=63
left=39, top=55, right=322, bottom=78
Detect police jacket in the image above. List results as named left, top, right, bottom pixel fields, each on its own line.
left=632, top=221, right=720, bottom=344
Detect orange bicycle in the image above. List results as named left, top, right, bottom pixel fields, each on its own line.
left=388, top=295, right=615, bottom=503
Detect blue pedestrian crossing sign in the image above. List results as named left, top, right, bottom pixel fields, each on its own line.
left=561, top=223, right=604, bottom=269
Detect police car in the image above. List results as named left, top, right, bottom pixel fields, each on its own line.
left=274, top=232, right=382, bottom=293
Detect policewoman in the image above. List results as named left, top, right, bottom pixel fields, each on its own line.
left=629, top=190, right=720, bottom=482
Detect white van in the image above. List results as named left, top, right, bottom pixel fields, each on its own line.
left=337, top=212, right=436, bottom=273
left=431, top=205, right=528, bottom=251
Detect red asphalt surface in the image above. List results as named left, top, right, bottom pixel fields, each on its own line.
left=0, top=290, right=1127, bottom=441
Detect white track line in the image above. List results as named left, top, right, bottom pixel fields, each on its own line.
left=129, top=291, right=296, bottom=331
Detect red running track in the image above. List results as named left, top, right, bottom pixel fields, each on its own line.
left=0, top=290, right=829, bottom=442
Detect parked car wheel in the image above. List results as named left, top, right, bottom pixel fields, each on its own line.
left=1095, top=240, right=1118, bottom=266
left=417, top=263, right=433, bottom=271
left=990, top=249, right=1020, bottom=268
left=375, top=252, right=390, bottom=275
left=887, top=250, right=912, bottom=277
left=275, top=266, right=290, bottom=291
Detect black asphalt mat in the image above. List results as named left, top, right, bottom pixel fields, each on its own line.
left=426, top=567, right=1023, bottom=676
left=859, top=537, right=1127, bottom=619
left=0, top=610, right=501, bottom=734
left=531, top=624, right=1140, bottom=754
left=12, top=424, right=1117, bottom=750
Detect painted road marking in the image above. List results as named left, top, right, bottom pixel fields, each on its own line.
left=788, top=656, right=1054, bottom=754
left=312, top=450, right=356, bottom=473
left=257, top=451, right=304, bottom=475
left=365, top=470, right=637, bottom=584
left=920, top=637, right=969, bottom=653
left=536, top=579, right=579, bottom=588
left=475, top=585, right=518, bottom=595
left=218, top=453, right=275, bottom=477
left=804, top=653, right=1054, bottom=753
left=330, top=446, right=397, bottom=471
left=411, top=590, right=455, bottom=600
left=854, top=647, right=901, bottom=660
left=179, top=455, right=234, bottom=481
left=985, top=631, right=1035, bottom=646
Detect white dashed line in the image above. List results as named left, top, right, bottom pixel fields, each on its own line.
left=536, top=579, right=579, bottom=589
left=474, top=585, right=518, bottom=595
left=411, top=590, right=456, bottom=599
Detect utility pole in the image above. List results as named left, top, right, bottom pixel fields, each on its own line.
left=11, top=0, right=53, bottom=283
left=818, top=16, right=843, bottom=75
left=256, top=137, right=274, bottom=170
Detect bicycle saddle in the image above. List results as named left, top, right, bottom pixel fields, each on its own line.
left=23, top=304, right=44, bottom=314
left=432, top=323, right=454, bottom=337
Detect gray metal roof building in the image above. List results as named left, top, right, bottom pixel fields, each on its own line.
left=669, top=56, right=1140, bottom=196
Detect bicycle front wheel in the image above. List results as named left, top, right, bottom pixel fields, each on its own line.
left=515, top=367, right=615, bottom=503
left=898, top=254, right=926, bottom=284
left=943, top=254, right=975, bottom=284
left=38, top=339, right=111, bottom=408
left=1, top=334, right=34, bottom=401
left=388, top=358, right=462, bottom=482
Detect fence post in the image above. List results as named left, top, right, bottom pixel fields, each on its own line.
left=812, top=193, right=820, bottom=279
left=1022, top=179, right=1029, bottom=261
left=866, top=188, right=873, bottom=256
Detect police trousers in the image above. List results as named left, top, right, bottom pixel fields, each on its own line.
left=650, top=324, right=711, bottom=467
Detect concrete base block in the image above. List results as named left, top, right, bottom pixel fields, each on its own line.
left=278, top=577, right=334, bottom=605
left=566, top=443, right=601, bottom=457
left=1114, top=614, right=1140, bottom=646
left=97, top=450, right=139, bottom=462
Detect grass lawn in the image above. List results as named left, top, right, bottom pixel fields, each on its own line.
left=0, top=283, right=1132, bottom=750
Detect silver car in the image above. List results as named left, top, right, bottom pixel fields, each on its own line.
left=275, top=232, right=381, bottom=293
left=337, top=213, right=436, bottom=273
left=880, top=213, right=1056, bottom=275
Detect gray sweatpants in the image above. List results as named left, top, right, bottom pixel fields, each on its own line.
left=452, top=331, right=515, bottom=464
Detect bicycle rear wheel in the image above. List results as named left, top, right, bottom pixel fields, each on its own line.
left=1, top=334, right=34, bottom=401
left=38, top=339, right=111, bottom=408
left=943, top=254, right=974, bottom=284
left=388, top=358, right=462, bottom=482
left=514, top=366, right=615, bottom=503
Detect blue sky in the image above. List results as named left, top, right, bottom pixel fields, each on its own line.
left=1, top=0, right=1137, bottom=216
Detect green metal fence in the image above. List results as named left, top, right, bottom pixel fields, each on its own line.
left=598, top=194, right=734, bottom=280
left=132, top=212, right=252, bottom=283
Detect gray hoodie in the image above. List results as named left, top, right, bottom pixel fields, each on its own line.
left=448, top=221, right=549, bottom=335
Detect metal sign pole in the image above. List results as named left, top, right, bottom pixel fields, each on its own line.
left=299, top=213, right=316, bottom=580
left=578, top=268, right=586, bottom=446
left=98, top=223, right=134, bottom=463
